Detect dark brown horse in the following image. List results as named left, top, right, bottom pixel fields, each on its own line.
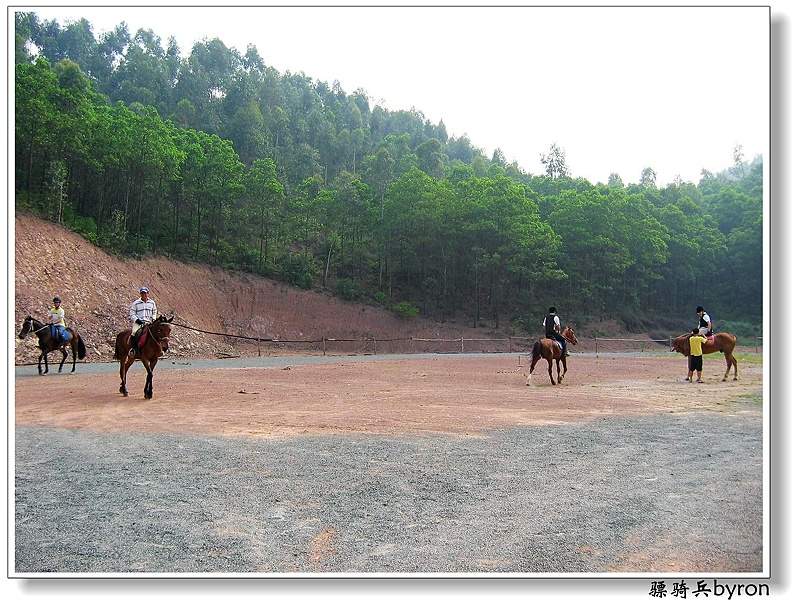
left=114, top=315, right=173, bottom=399
left=671, top=332, right=739, bottom=381
left=527, top=326, right=578, bottom=386
left=18, top=316, right=87, bottom=375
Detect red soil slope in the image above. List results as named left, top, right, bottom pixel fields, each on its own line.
left=14, top=215, right=500, bottom=363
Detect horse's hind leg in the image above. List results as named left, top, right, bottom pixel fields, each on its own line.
left=58, top=347, right=67, bottom=373
left=731, top=353, right=739, bottom=381
left=527, top=356, right=540, bottom=386
left=560, top=358, right=567, bottom=384
left=119, top=357, right=134, bottom=396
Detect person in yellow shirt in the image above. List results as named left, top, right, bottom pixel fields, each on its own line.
left=47, top=295, right=67, bottom=344
left=686, top=328, right=709, bottom=383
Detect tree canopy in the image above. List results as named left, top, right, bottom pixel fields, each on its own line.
left=15, top=13, right=763, bottom=328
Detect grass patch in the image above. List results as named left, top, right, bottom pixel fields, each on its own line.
left=735, top=353, right=763, bottom=365
left=736, top=391, right=763, bottom=406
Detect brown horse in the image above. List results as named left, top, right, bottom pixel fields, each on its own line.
left=18, top=316, right=87, bottom=375
left=114, top=315, right=173, bottom=399
left=526, top=326, right=578, bottom=386
left=671, top=332, right=739, bottom=381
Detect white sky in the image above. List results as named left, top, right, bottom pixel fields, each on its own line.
left=23, top=4, right=769, bottom=184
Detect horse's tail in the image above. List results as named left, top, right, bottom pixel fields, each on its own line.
left=114, top=333, right=126, bottom=361
left=76, top=335, right=87, bottom=360
left=531, top=340, right=542, bottom=362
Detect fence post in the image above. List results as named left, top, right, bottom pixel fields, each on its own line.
left=595, top=337, right=598, bottom=357
left=257, top=338, right=261, bottom=357
left=508, top=338, right=512, bottom=353
left=322, top=338, right=326, bottom=356
left=461, top=337, right=464, bottom=353
left=372, top=338, right=377, bottom=355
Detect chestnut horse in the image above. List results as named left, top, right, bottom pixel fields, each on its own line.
left=113, top=315, right=173, bottom=399
left=526, top=326, right=578, bottom=386
left=671, top=332, right=738, bottom=381
left=18, top=316, right=87, bottom=375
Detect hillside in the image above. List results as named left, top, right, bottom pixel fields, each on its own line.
left=14, top=215, right=500, bottom=364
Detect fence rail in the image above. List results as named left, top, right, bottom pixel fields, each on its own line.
left=16, top=320, right=761, bottom=365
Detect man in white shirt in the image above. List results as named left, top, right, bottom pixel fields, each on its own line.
left=696, top=306, right=713, bottom=336
left=129, top=287, right=157, bottom=356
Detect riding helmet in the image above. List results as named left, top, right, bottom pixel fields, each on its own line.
left=549, top=306, right=557, bottom=313
left=696, top=306, right=704, bottom=313
left=53, top=296, right=61, bottom=303
left=139, top=287, right=149, bottom=294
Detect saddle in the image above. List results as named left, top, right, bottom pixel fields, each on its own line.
left=50, top=325, right=72, bottom=345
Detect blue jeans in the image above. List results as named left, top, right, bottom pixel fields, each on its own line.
left=50, top=325, right=66, bottom=344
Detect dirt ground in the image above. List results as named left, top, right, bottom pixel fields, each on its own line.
left=14, top=354, right=763, bottom=439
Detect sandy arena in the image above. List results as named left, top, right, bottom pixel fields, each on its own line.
left=14, top=353, right=765, bottom=574
left=15, top=353, right=761, bottom=437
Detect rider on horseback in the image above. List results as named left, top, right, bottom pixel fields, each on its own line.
left=543, top=306, right=569, bottom=357
left=696, top=306, right=713, bottom=336
left=47, top=296, right=68, bottom=344
left=129, top=286, right=157, bottom=357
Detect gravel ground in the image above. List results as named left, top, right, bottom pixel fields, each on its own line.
left=15, top=413, right=762, bottom=574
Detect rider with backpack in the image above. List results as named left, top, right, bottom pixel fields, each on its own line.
left=543, top=306, right=569, bottom=357
left=696, top=306, right=713, bottom=336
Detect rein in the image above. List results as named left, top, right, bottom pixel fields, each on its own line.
left=24, top=319, right=50, bottom=336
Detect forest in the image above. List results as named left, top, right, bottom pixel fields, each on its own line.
left=14, top=13, right=763, bottom=332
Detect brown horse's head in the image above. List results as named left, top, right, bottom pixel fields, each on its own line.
left=150, top=314, right=174, bottom=351
left=670, top=335, right=689, bottom=355
left=562, top=326, right=578, bottom=345
left=18, top=316, right=34, bottom=339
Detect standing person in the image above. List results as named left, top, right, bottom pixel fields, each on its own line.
left=129, top=286, right=157, bottom=356
left=686, top=328, right=709, bottom=383
left=543, top=306, right=569, bottom=357
left=47, top=296, right=67, bottom=344
left=696, top=306, right=713, bottom=336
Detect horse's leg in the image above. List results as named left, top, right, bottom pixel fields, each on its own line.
left=119, top=356, right=134, bottom=396
left=527, top=356, right=540, bottom=386
left=37, top=350, right=44, bottom=375
left=560, top=357, right=567, bottom=383
left=42, top=349, right=49, bottom=375
left=146, top=357, right=159, bottom=399
left=556, top=357, right=562, bottom=384
left=721, top=352, right=731, bottom=381
left=58, top=346, right=68, bottom=373
left=731, top=352, right=739, bottom=381
left=142, top=358, right=153, bottom=399
left=547, top=358, right=556, bottom=385
left=70, top=340, right=77, bottom=372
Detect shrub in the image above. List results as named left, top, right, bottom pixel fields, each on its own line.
left=335, top=278, right=359, bottom=300
left=391, top=301, right=419, bottom=319
left=278, top=252, right=316, bottom=289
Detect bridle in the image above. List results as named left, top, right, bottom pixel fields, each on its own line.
left=144, top=319, right=172, bottom=350
left=20, top=317, right=49, bottom=338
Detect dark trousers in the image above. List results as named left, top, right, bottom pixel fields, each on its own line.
left=547, top=333, right=567, bottom=355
